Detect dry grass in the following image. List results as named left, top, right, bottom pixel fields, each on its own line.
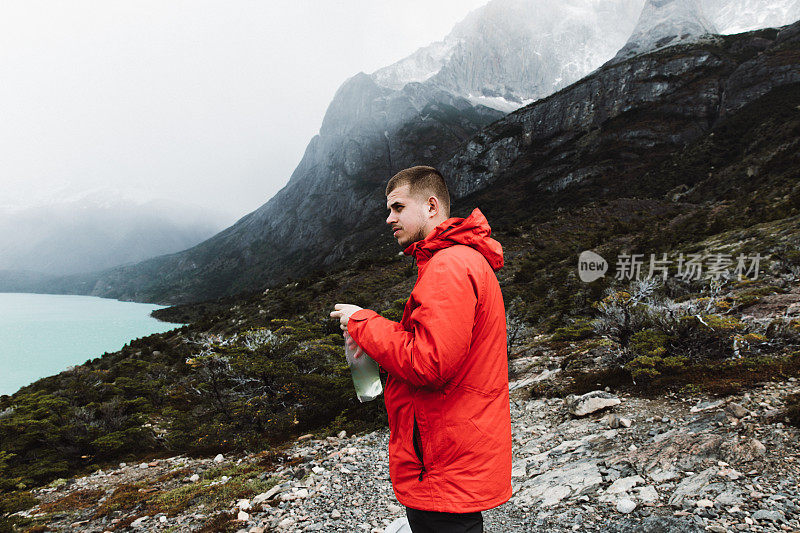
left=92, top=482, right=151, bottom=519
left=38, top=488, right=105, bottom=513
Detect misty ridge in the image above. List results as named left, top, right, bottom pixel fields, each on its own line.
left=0, top=193, right=230, bottom=277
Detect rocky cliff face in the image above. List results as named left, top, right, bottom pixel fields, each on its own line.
left=443, top=21, right=800, bottom=204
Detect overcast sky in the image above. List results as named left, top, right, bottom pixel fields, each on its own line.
left=0, top=0, right=488, bottom=224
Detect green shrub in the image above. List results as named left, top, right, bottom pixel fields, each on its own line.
left=624, top=329, right=678, bottom=381
left=552, top=318, right=595, bottom=341
left=0, top=490, right=37, bottom=513
left=592, top=281, right=659, bottom=349
left=626, top=355, right=663, bottom=381
left=629, top=329, right=670, bottom=358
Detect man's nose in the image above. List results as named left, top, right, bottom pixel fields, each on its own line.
left=386, top=212, right=396, bottom=225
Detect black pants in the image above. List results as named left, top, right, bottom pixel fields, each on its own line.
left=406, top=506, right=483, bottom=533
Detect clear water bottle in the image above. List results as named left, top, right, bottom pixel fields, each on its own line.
left=344, top=331, right=383, bottom=402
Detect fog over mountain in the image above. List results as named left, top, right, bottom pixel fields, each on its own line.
left=10, top=0, right=800, bottom=303
left=0, top=189, right=229, bottom=276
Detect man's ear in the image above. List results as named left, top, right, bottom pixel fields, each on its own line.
left=426, top=195, right=440, bottom=217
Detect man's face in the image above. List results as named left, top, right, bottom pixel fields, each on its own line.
left=386, top=184, right=431, bottom=248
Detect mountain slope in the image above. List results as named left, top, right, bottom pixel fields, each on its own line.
left=372, top=0, right=800, bottom=106
left=442, top=22, right=800, bottom=209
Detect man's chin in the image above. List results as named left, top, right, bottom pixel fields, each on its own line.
left=396, top=230, right=424, bottom=248
left=398, top=234, right=423, bottom=248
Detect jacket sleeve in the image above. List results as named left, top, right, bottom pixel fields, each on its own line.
left=347, top=253, right=478, bottom=389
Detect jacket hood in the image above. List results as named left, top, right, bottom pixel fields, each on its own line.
left=404, top=208, right=504, bottom=272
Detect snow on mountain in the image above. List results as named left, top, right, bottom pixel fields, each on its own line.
left=368, top=0, right=800, bottom=112
left=371, top=0, right=645, bottom=111
left=612, top=0, right=717, bottom=63
left=610, top=0, right=800, bottom=64
left=706, top=0, right=800, bottom=34
left=371, top=39, right=461, bottom=90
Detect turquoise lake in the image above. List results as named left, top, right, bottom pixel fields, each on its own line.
left=0, top=292, right=182, bottom=396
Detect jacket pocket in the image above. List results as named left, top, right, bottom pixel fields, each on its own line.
left=412, top=413, right=426, bottom=481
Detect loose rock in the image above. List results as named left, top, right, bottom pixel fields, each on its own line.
left=565, top=391, right=621, bottom=417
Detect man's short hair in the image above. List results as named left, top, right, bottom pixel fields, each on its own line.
left=385, top=166, right=451, bottom=219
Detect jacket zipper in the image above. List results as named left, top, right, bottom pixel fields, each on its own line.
left=412, top=413, right=426, bottom=481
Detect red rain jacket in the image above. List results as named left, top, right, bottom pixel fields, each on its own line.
left=347, top=207, right=512, bottom=513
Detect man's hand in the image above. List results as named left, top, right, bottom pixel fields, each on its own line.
left=343, top=330, right=364, bottom=359
left=330, top=303, right=363, bottom=332
left=331, top=303, right=365, bottom=358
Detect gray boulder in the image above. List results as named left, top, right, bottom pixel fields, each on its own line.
left=565, top=391, right=622, bottom=417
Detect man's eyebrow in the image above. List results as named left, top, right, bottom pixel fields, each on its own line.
left=387, top=201, right=404, bottom=210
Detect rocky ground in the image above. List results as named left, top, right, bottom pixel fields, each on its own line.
left=14, top=366, right=800, bottom=532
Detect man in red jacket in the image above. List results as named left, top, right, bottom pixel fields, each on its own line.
left=331, top=166, right=511, bottom=533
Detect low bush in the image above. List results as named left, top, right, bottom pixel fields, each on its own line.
left=552, top=318, right=596, bottom=342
